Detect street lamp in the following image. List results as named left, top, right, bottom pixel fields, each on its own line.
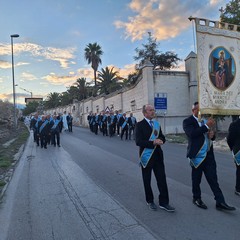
left=11, top=34, right=19, bottom=129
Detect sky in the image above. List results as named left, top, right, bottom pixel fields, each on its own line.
left=0, top=0, right=230, bottom=107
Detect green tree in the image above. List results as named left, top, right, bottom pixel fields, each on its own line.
left=66, top=86, right=80, bottom=101
left=97, top=67, right=122, bottom=95
left=134, top=32, right=180, bottom=70
left=84, top=42, right=103, bottom=87
left=22, top=101, right=39, bottom=115
left=0, top=100, right=14, bottom=120
left=220, top=0, right=240, bottom=121
left=59, top=91, right=72, bottom=106
left=74, top=77, right=88, bottom=100
left=44, top=92, right=61, bottom=109
left=220, top=0, right=240, bottom=26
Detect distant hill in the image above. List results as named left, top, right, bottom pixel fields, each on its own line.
left=16, top=104, right=25, bottom=109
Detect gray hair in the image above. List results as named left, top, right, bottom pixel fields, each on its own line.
left=142, top=104, right=152, bottom=114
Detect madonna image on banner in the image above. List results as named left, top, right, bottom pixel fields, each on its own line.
left=209, top=47, right=236, bottom=91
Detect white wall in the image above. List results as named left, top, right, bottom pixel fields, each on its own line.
left=47, top=53, right=231, bottom=134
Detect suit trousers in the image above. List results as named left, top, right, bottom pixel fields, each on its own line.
left=236, top=164, right=240, bottom=192
left=141, top=153, right=169, bottom=205
left=191, top=152, right=225, bottom=203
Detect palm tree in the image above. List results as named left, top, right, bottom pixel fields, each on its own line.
left=45, top=92, right=61, bottom=109
left=74, top=77, right=88, bottom=100
left=97, top=66, right=122, bottom=95
left=84, top=42, right=103, bottom=86
left=59, top=91, right=72, bottom=106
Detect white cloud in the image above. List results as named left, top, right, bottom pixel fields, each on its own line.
left=114, top=0, right=227, bottom=41
left=0, top=60, right=29, bottom=69
left=0, top=60, right=11, bottom=69
left=41, top=64, right=134, bottom=87
left=42, top=73, right=77, bottom=86
left=21, top=72, right=37, bottom=81
left=0, top=93, right=12, bottom=100
left=109, top=64, right=136, bottom=78
left=77, top=68, right=94, bottom=81
left=0, top=42, right=76, bottom=69
left=70, top=30, right=82, bottom=37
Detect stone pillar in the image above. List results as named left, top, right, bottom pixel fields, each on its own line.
left=185, top=51, right=198, bottom=111
left=140, top=59, right=154, bottom=106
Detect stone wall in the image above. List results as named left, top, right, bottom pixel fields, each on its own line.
left=45, top=51, right=231, bottom=134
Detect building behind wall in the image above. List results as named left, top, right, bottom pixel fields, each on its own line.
left=45, top=51, right=230, bottom=134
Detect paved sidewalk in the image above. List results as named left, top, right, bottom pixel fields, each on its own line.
left=0, top=132, right=160, bottom=240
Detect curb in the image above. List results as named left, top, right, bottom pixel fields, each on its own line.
left=0, top=141, right=27, bottom=201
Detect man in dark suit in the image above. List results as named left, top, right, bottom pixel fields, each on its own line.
left=183, top=102, right=235, bottom=211
left=135, top=104, right=175, bottom=212
left=30, top=113, right=39, bottom=144
left=119, top=113, right=129, bottom=140
left=50, top=114, right=61, bottom=147
left=128, top=112, right=137, bottom=140
left=66, top=113, right=73, bottom=132
left=37, top=115, right=50, bottom=149
left=227, top=117, right=240, bottom=196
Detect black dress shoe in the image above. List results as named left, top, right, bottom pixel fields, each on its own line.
left=235, top=190, right=240, bottom=196
left=193, top=199, right=208, bottom=209
left=159, top=204, right=175, bottom=212
left=147, top=202, right=157, bottom=211
left=216, top=202, right=236, bottom=211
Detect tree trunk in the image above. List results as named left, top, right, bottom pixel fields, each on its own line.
left=94, top=70, right=97, bottom=86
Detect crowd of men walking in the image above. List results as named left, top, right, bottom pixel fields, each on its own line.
left=87, top=110, right=137, bottom=140
left=29, top=111, right=73, bottom=149
left=26, top=104, right=239, bottom=213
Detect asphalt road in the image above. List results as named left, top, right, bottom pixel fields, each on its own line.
left=0, top=126, right=239, bottom=240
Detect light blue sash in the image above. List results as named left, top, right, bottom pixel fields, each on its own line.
left=51, top=119, right=60, bottom=129
left=131, top=117, right=136, bottom=125
left=122, top=117, right=128, bottom=129
left=35, top=120, right=39, bottom=128
left=189, top=119, right=210, bottom=168
left=110, top=115, right=114, bottom=124
left=140, top=120, right=160, bottom=168
left=232, top=150, right=240, bottom=166
left=39, top=120, right=48, bottom=133
left=117, top=114, right=122, bottom=121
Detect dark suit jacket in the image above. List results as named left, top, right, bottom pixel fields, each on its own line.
left=183, top=115, right=215, bottom=159
left=119, top=116, right=128, bottom=129
left=135, top=119, right=165, bottom=158
left=227, top=119, right=240, bottom=154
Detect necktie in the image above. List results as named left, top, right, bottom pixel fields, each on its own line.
left=150, top=120, right=153, bottom=128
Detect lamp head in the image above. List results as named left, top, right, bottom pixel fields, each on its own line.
left=11, top=34, right=19, bottom=38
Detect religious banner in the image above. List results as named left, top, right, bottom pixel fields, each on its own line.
left=193, top=17, right=240, bottom=115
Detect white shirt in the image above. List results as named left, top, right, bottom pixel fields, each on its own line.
left=193, top=115, right=209, bottom=129
left=144, top=117, right=153, bottom=128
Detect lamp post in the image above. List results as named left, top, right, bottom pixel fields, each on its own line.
left=11, top=34, right=19, bottom=129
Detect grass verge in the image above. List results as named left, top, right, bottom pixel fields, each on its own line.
left=166, top=134, right=188, bottom=144
left=0, top=121, right=29, bottom=196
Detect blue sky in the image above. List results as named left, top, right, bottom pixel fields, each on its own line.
left=0, top=0, right=229, bottom=106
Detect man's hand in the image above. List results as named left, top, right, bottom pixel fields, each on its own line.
left=153, top=139, right=163, bottom=146
left=206, top=117, right=215, bottom=128
left=208, top=130, right=214, bottom=139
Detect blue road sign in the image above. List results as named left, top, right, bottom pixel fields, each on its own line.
left=154, top=97, right=167, bottom=110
